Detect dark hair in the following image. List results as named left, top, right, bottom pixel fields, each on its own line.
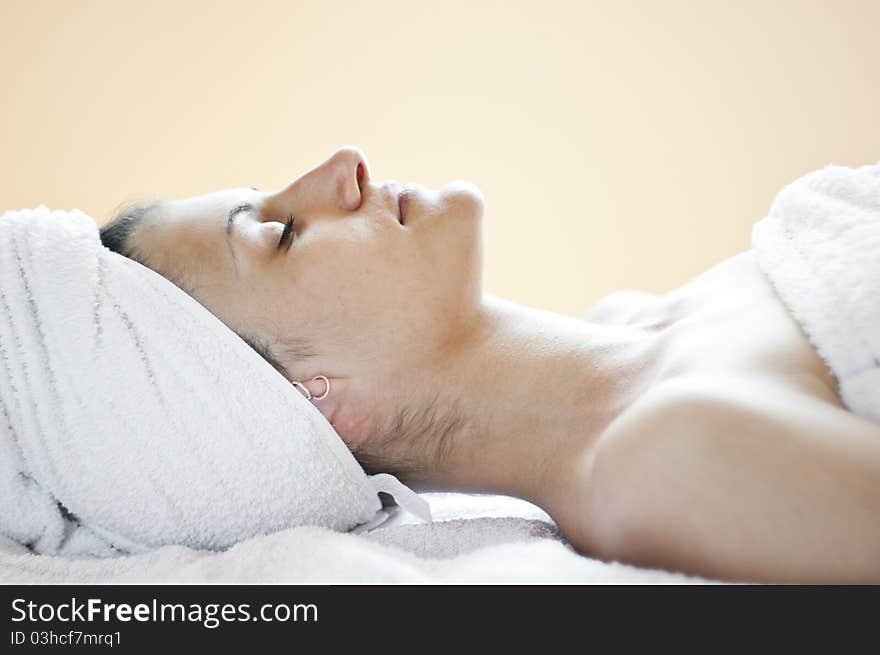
left=353, top=392, right=462, bottom=481
left=99, top=202, right=152, bottom=255
left=99, top=199, right=466, bottom=484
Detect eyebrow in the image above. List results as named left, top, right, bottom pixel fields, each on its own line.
left=225, top=203, right=253, bottom=237
left=224, top=202, right=254, bottom=281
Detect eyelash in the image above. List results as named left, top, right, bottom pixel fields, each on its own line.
left=277, top=214, right=296, bottom=250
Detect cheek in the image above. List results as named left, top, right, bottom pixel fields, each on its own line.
left=283, top=222, right=482, bottom=366
left=282, top=255, right=401, bottom=343
left=285, top=256, right=434, bottom=365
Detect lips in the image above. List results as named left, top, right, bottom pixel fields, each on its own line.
left=397, top=189, right=409, bottom=225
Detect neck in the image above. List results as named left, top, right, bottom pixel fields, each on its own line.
left=406, top=295, right=655, bottom=514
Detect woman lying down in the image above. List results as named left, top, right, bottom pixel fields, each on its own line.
left=99, top=147, right=880, bottom=584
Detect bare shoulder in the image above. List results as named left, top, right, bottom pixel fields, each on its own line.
left=568, top=376, right=880, bottom=580
left=597, top=375, right=880, bottom=456
left=582, top=374, right=880, bottom=537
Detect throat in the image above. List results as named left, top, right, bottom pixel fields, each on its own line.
left=407, top=295, right=657, bottom=509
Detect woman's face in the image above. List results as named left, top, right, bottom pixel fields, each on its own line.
left=134, top=146, right=484, bottom=412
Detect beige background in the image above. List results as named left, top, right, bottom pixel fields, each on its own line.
left=2, top=0, right=878, bottom=317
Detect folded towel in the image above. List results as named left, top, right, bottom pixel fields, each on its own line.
left=752, top=161, right=880, bottom=422
left=0, top=206, right=430, bottom=558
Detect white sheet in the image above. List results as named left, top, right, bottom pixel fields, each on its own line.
left=0, top=493, right=711, bottom=583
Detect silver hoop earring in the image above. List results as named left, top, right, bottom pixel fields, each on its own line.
left=291, top=380, right=312, bottom=401
left=291, top=375, right=330, bottom=402
left=310, top=375, right=331, bottom=400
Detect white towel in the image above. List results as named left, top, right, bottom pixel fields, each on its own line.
left=752, top=161, right=880, bottom=422
left=0, top=206, right=430, bottom=558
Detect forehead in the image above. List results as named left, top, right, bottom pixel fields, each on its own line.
left=164, top=188, right=250, bottom=229
left=150, top=188, right=258, bottom=252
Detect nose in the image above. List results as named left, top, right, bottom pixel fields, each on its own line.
left=274, top=146, right=370, bottom=217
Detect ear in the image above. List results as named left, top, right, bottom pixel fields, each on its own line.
left=294, top=376, right=381, bottom=450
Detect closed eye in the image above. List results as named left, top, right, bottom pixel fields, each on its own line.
left=277, top=214, right=296, bottom=250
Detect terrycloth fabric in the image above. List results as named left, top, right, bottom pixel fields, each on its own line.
left=0, top=206, right=430, bottom=558
left=0, top=492, right=711, bottom=583
left=752, top=161, right=880, bottom=423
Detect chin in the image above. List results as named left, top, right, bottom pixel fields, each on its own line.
left=435, top=180, right=484, bottom=302
left=440, top=179, right=485, bottom=222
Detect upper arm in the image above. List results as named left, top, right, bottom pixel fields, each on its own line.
left=583, top=378, right=880, bottom=582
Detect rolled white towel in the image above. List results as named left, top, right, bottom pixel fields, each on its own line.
left=0, top=206, right=430, bottom=558
left=752, top=161, right=880, bottom=422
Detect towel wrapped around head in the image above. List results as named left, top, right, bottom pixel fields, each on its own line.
left=0, top=205, right=430, bottom=558
left=752, top=160, right=880, bottom=423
